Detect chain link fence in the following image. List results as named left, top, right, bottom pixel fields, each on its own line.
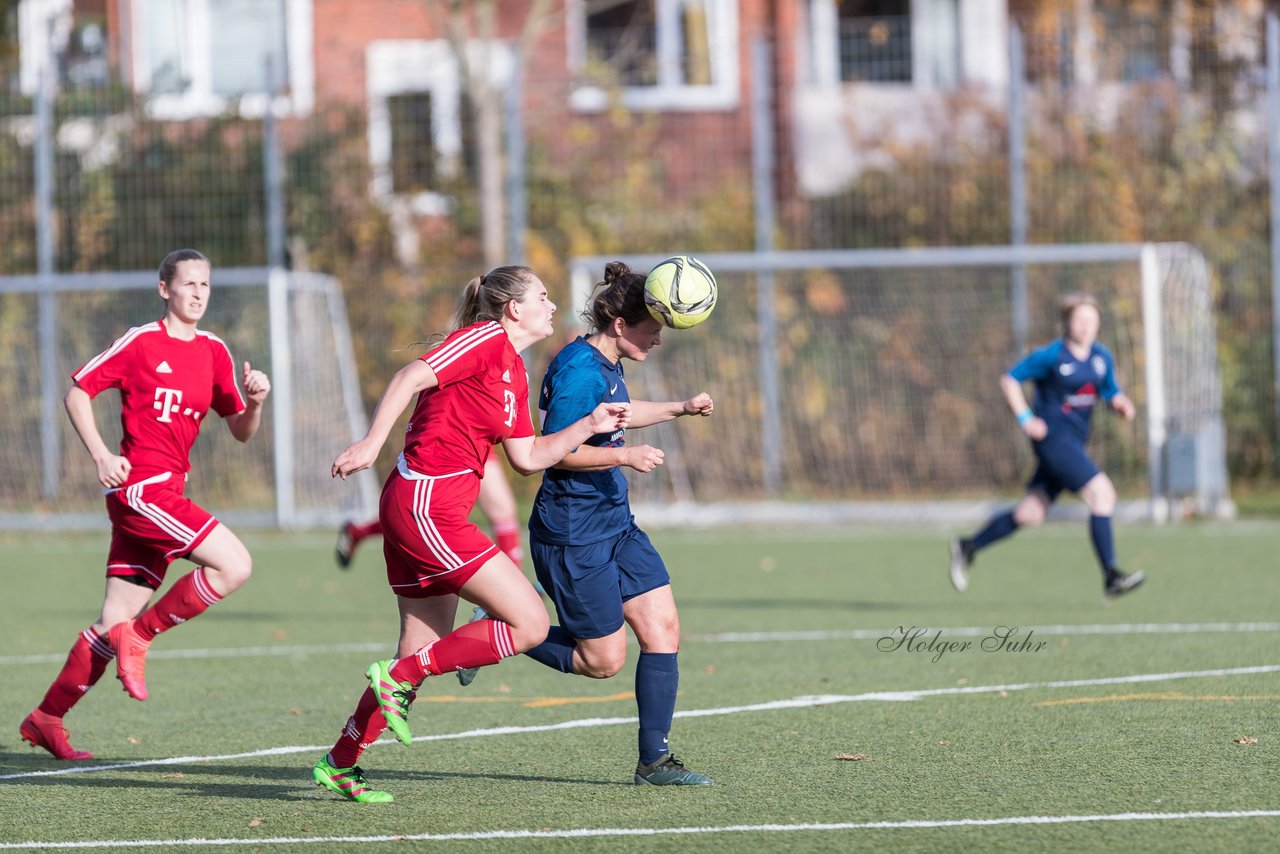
left=1, top=2, right=1277, bottom=517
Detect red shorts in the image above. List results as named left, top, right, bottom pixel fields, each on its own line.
left=379, top=467, right=497, bottom=598
left=104, top=472, right=218, bottom=590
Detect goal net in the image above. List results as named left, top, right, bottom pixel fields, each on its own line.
left=0, top=268, right=378, bottom=530
left=568, top=243, right=1231, bottom=525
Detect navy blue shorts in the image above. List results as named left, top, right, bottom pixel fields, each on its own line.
left=1027, top=439, right=1101, bottom=501
left=530, top=523, right=670, bottom=640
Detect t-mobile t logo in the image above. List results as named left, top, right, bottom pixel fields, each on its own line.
left=153, top=387, right=183, bottom=422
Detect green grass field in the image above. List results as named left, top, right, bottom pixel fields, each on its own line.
left=1, top=522, right=1277, bottom=852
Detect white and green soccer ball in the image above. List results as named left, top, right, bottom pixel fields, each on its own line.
left=643, top=255, right=718, bottom=330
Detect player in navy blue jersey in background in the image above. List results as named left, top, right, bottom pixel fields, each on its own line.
left=949, top=293, right=1145, bottom=599
left=520, top=261, right=714, bottom=785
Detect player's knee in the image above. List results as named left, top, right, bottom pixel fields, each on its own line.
left=1014, top=502, right=1045, bottom=527
left=509, top=607, right=550, bottom=653
left=205, top=549, right=253, bottom=593
left=1085, top=476, right=1117, bottom=514
left=636, top=616, right=680, bottom=652
left=577, top=648, right=626, bottom=679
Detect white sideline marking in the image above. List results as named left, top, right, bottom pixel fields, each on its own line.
left=3, top=622, right=1276, bottom=667
left=2, top=809, right=1278, bottom=848
left=3, top=664, right=1276, bottom=782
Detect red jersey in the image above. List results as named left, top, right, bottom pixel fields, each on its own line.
left=401, top=321, right=533, bottom=476
left=72, top=320, right=246, bottom=485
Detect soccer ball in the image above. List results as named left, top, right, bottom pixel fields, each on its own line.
left=644, top=255, right=718, bottom=330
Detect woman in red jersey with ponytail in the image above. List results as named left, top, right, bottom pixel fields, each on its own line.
left=312, top=265, right=630, bottom=803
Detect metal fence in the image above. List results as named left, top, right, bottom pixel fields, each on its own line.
left=1, top=4, right=1278, bottom=516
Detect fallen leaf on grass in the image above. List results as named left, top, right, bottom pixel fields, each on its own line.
left=835, top=753, right=869, bottom=761
left=288, top=707, right=302, bottom=716
left=1233, top=736, right=1258, bottom=745
left=248, top=819, right=263, bottom=828
left=127, top=737, right=140, bottom=745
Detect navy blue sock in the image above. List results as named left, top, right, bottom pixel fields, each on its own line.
left=522, top=625, right=577, bottom=674
left=970, top=510, right=1019, bottom=552
left=1089, top=514, right=1117, bottom=578
left=636, top=651, right=678, bottom=765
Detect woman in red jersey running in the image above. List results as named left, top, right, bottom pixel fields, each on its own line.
left=312, top=265, right=630, bottom=803
left=19, top=248, right=271, bottom=761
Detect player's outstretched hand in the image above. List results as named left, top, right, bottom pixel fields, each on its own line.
left=624, top=444, right=665, bottom=473
left=683, top=393, right=714, bottom=417
left=332, top=438, right=380, bottom=480
left=587, top=402, right=631, bottom=434
left=96, top=453, right=132, bottom=489
left=1112, top=394, right=1137, bottom=422
left=242, top=361, right=272, bottom=405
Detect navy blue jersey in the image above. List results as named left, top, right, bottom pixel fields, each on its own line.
left=1009, top=339, right=1121, bottom=444
left=529, top=337, right=632, bottom=546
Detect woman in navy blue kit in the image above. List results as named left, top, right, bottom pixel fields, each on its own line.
left=523, top=261, right=714, bottom=785
left=949, top=293, right=1144, bottom=599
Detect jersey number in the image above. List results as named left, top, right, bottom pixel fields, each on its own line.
left=503, top=390, right=517, bottom=427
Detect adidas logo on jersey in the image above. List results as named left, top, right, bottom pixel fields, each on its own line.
left=156, top=361, right=173, bottom=374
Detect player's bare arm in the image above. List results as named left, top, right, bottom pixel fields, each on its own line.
left=627, top=393, right=714, bottom=428
left=503, top=402, right=632, bottom=475
left=64, top=383, right=131, bottom=489
left=555, top=443, right=665, bottom=473
left=333, top=359, right=439, bottom=479
left=226, top=362, right=272, bottom=443
left=1000, top=374, right=1046, bottom=441
left=1111, top=393, right=1136, bottom=421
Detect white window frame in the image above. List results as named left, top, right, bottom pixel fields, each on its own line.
left=365, top=39, right=513, bottom=212
left=126, top=0, right=314, bottom=119
left=566, top=0, right=739, bottom=112
left=18, top=0, right=72, bottom=95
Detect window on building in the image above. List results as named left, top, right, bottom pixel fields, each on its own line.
left=132, top=0, right=313, bottom=117
left=367, top=40, right=499, bottom=207
left=569, top=0, right=738, bottom=111
left=388, top=92, right=437, bottom=194
left=386, top=90, right=477, bottom=195
left=813, top=0, right=960, bottom=89
left=837, top=0, right=912, bottom=83
left=1093, top=0, right=1172, bottom=82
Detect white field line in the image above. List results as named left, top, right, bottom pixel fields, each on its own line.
left=2, top=809, right=1279, bottom=848
left=2, top=663, right=1276, bottom=783
left=2, top=622, right=1276, bottom=667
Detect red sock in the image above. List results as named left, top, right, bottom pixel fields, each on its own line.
left=37, top=628, right=115, bottom=717
left=328, top=686, right=395, bottom=768
left=135, top=568, right=222, bottom=638
left=492, top=518, right=523, bottom=567
left=389, top=619, right=516, bottom=684
left=350, top=519, right=383, bottom=546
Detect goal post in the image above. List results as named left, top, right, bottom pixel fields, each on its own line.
left=568, top=242, right=1231, bottom=524
left=0, top=267, right=379, bottom=530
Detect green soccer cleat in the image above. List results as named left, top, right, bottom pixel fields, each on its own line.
left=367, top=659, right=416, bottom=746
left=455, top=606, right=488, bottom=687
left=634, top=753, right=713, bottom=786
left=312, top=756, right=394, bottom=803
